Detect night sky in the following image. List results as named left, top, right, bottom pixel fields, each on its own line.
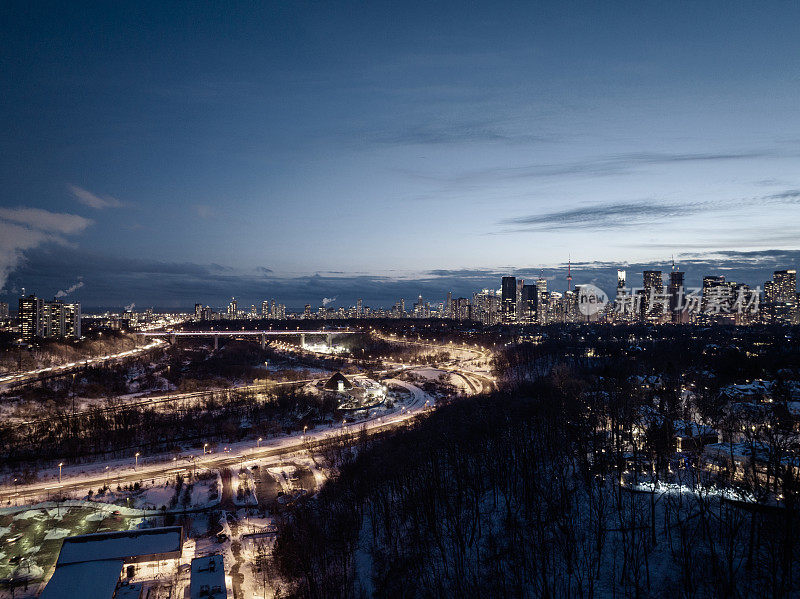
left=2, top=2, right=800, bottom=309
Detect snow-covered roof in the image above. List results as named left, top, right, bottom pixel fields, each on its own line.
left=190, top=554, right=227, bottom=599
left=57, top=526, right=183, bottom=565
left=674, top=420, right=718, bottom=439
left=39, top=559, right=123, bottom=599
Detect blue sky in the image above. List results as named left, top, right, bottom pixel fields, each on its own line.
left=2, top=2, right=800, bottom=309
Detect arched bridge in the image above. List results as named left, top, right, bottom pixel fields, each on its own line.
left=139, top=329, right=362, bottom=349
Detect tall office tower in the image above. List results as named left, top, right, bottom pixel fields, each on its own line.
left=250, top=305, right=257, bottom=316
left=0, top=302, right=8, bottom=319
left=201, top=306, right=213, bottom=321
left=195, top=303, right=203, bottom=320
left=400, top=298, right=405, bottom=315
left=641, top=270, right=664, bottom=322
left=516, top=278, right=525, bottom=320
left=270, top=299, right=276, bottom=318
left=617, top=270, right=626, bottom=290
left=535, top=277, right=548, bottom=324
left=19, top=295, right=43, bottom=342
left=303, top=304, right=312, bottom=319
left=501, top=276, right=517, bottom=323
left=668, top=271, right=685, bottom=323
left=521, top=284, right=538, bottom=323
left=261, top=300, right=269, bottom=318
left=227, top=298, right=237, bottom=318
left=445, top=292, right=453, bottom=318
left=357, top=298, right=363, bottom=317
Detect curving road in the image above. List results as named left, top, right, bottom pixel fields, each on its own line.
left=0, top=378, right=432, bottom=504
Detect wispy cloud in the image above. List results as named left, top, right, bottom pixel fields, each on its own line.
left=501, top=201, right=701, bottom=231
left=422, top=150, right=773, bottom=185
left=0, top=207, right=92, bottom=235
left=500, top=189, right=800, bottom=233
left=0, top=208, right=93, bottom=292
left=68, top=185, right=125, bottom=209
left=372, top=121, right=549, bottom=146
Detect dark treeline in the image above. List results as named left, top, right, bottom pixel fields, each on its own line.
left=272, top=331, right=800, bottom=598
left=493, top=324, right=800, bottom=388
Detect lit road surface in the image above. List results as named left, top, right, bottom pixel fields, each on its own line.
left=0, top=331, right=494, bottom=504
left=0, top=379, right=432, bottom=504
left=0, top=339, right=166, bottom=391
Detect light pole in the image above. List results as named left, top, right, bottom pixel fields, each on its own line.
left=203, top=443, right=208, bottom=455
left=257, top=437, right=262, bottom=448
left=58, top=462, right=63, bottom=484
left=134, top=452, right=140, bottom=470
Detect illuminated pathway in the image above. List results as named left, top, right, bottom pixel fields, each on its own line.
left=0, top=339, right=166, bottom=391
left=0, top=379, right=432, bottom=504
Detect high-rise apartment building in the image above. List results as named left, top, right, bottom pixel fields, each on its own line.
left=19, top=295, right=80, bottom=341
left=473, top=289, right=501, bottom=325
left=0, top=302, right=8, bottom=319
left=19, top=295, right=43, bottom=341
left=765, top=270, right=798, bottom=324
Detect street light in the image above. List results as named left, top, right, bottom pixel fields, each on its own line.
left=257, top=437, right=262, bottom=448
left=203, top=443, right=209, bottom=454
left=58, top=462, right=63, bottom=484
left=134, top=452, right=140, bottom=470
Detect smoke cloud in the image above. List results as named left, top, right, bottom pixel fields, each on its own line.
left=322, top=296, right=336, bottom=306
left=55, top=280, right=84, bottom=298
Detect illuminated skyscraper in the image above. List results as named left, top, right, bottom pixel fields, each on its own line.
left=642, top=270, right=664, bottom=322
left=521, top=284, right=537, bottom=323
left=767, top=270, right=798, bottom=324
left=501, top=276, right=517, bottom=323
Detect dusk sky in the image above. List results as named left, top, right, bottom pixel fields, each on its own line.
left=2, top=2, right=800, bottom=309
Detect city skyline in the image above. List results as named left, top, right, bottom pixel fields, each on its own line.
left=4, top=249, right=800, bottom=311
left=3, top=2, right=800, bottom=308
